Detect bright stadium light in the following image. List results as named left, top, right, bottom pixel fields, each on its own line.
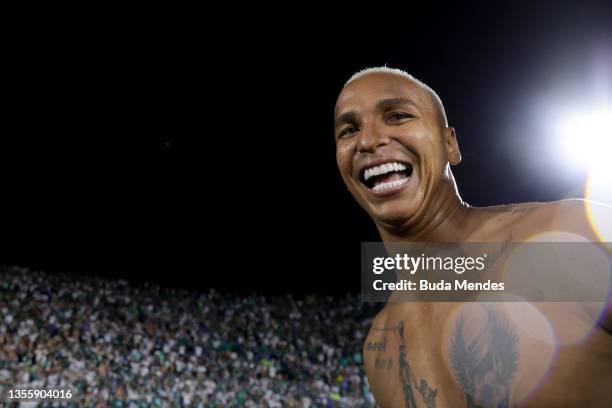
left=557, top=110, right=612, bottom=169
left=559, top=109, right=612, bottom=240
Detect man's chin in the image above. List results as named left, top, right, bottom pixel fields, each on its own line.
left=350, top=184, right=421, bottom=228
left=368, top=202, right=417, bottom=228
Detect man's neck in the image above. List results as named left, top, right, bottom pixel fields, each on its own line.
left=376, top=189, right=474, bottom=243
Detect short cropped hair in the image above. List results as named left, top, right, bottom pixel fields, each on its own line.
left=344, top=66, right=448, bottom=128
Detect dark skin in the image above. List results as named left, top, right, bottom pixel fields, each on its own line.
left=335, top=72, right=612, bottom=407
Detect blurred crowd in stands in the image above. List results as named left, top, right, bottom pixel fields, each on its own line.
left=0, top=266, right=380, bottom=407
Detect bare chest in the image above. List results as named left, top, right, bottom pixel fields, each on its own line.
left=363, top=302, right=612, bottom=408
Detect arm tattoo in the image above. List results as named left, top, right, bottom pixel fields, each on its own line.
left=450, top=306, right=519, bottom=408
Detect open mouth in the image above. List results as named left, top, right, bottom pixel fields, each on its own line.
left=359, top=161, right=413, bottom=192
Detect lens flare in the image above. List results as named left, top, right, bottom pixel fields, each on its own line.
left=584, top=164, right=612, bottom=247
left=502, top=299, right=555, bottom=403
left=501, top=231, right=610, bottom=344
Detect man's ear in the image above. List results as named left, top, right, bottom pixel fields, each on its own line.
left=444, top=127, right=461, bottom=165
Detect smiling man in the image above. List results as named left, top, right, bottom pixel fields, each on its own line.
left=334, top=67, right=612, bottom=407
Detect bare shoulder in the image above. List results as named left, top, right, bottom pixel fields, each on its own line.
left=478, top=202, right=548, bottom=223
left=480, top=199, right=612, bottom=241
left=515, top=199, right=612, bottom=332
left=535, top=199, right=611, bottom=240
left=476, top=201, right=552, bottom=239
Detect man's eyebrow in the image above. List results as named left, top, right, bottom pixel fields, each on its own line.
left=334, top=111, right=359, bottom=129
left=334, top=98, right=418, bottom=129
left=376, top=98, right=419, bottom=111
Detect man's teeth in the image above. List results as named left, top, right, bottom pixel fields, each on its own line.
left=372, top=177, right=409, bottom=192
left=363, top=162, right=407, bottom=181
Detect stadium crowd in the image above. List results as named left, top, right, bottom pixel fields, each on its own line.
left=0, top=266, right=380, bottom=407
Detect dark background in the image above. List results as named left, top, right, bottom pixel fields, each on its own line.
left=2, top=2, right=611, bottom=293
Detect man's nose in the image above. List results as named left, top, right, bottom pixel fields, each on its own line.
left=357, top=123, right=391, bottom=153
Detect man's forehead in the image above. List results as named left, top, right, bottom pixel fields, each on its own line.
left=335, top=73, right=428, bottom=115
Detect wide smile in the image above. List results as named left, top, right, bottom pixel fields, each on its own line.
left=358, top=160, right=414, bottom=197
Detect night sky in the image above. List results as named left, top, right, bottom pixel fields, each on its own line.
left=3, top=3, right=611, bottom=293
